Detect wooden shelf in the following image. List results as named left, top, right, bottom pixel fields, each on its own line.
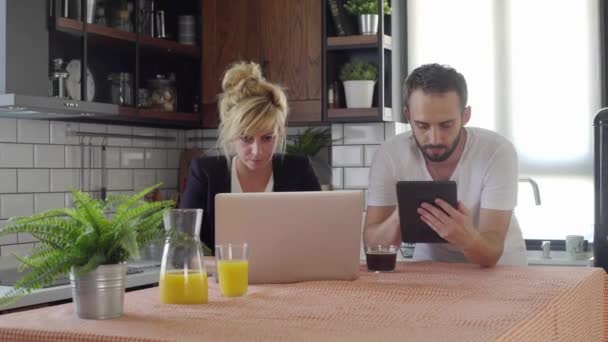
left=88, top=23, right=136, bottom=42
left=55, top=19, right=198, bottom=58
left=327, top=35, right=392, bottom=51
left=56, top=17, right=83, bottom=32
left=327, top=107, right=393, bottom=120
left=139, top=36, right=201, bottom=59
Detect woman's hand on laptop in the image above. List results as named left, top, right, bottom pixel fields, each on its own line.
left=418, top=199, right=478, bottom=250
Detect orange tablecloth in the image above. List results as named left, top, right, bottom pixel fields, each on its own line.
left=0, top=262, right=605, bottom=341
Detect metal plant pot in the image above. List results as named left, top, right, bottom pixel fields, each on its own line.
left=70, top=263, right=127, bottom=320
left=358, top=14, right=379, bottom=35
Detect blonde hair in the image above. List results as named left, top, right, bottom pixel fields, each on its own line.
left=217, top=61, right=288, bottom=160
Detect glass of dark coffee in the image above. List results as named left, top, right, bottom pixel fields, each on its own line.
left=365, top=245, right=398, bottom=272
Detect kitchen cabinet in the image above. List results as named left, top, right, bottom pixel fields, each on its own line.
left=201, top=0, right=322, bottom=127
left=48, top=0, right=203, bottom=128
left=323, top=0, right=406, bottom=123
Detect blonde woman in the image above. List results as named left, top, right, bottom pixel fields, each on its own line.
left=180, top=61, right=321, bottom=250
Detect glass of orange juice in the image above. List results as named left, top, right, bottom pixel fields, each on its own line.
left=215, top=243, right=248, bottom=297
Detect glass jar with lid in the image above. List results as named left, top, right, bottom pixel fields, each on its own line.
left=147, top=74, right=177, bottom=112
left=49, top=58, right=69, bottom=99
left=108, top=72, right=133, bottom=106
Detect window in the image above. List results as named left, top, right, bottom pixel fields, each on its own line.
left=408, top=0, right=600, bottom=241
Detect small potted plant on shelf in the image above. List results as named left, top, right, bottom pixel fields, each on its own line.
left=286, top=127, right=334, bottom=190
left=344, top=0, right=392, bottom=35
left=339, top=59, right=378, bottom=108
left=0, top=184, right=174, bottom=319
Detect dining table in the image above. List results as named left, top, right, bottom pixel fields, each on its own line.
left=0, top=261, right=605, bottom=341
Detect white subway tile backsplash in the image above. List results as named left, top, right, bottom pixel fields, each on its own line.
left=202, top=140, right=217, bottom=150
left=133, top=170, right=156, bottom=190
left=157, top=169, right=178, bottom=189
left=50, top=169, right=80, bottom=192
left=18, top=232, right=37, bottom=243
left=1, top=243, right=35, bottom=257
left=332, top=145, right=363, bottom=167
left=0, top=118, right=17, bottom=142
left=0, top=220, right=17, bottom=245
left=162, top=129, right=180, bottom=149
left=176, top=130, right=186, bottom=149
left=186, top=130, right=204, bottom=149
left=202, top=129, right=218, bottom=138
left=34, top=145, right=65, bottom=168
left=155, top=129, right=169, bottom=148
left=83, top=169, right=102, bottom=191
left=64, top=145, right=82, bottom=168
left=145, top=149, right=167, bottom=169
left=121, top=148, right=145, bottom=168
left=17, top=120, right=49, bottom=144
left=34, top=193, right=65, bottom=213
left=0, top=169, right=17, bottom=193
left=364, top=145, right=379, bottom=166
left=133, top=127, right=156, bottom=147
left=332, top=167, right=343, bottom=189
left=107, top=125, right=132, bottom=147
left=1, top=194, right=34, bottom=219
left=0, top=143, right=33, bottom=167
left=107, top=169, right=133, bottom=190
left=106, top=147, right=121, bottom=168
left=167, top=149, right=181, bottom=169
left=343, top=123, right=384, bottom=145
left=331, top=124, right=344, bottom=144
left=89, top=146, right=103, bottom=168
left=18, top=169, right=50, bottom=193
left=79, top=123, right=107, bottom=145
left=50, top=122, right=79, bottom=145
left=344, top=168, right=370, bottom=189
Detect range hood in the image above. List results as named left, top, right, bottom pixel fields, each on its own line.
left=0, top=94, right=119, bottom=119
left=0, top=0, right=120, bottom=120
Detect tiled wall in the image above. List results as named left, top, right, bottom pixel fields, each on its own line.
left=331, top=122, right=409, bottom=197
left=0, top=118, right=185, bottom=257
left=0, top=119, right=406, bottom=258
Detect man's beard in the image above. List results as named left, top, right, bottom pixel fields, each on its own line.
left=415, top=128, right=463, bottom=163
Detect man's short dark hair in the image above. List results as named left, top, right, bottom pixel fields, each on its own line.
left=403, top=64, right=468, bottom=110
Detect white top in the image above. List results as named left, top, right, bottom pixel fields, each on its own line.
left=231, top=156, right=274, bottom=193
left=368, top=127, right=527, bottom=266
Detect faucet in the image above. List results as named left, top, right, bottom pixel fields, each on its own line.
left=518, top=177, right=541, bottom=205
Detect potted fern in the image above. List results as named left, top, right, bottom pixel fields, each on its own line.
left=286, top=127, right=333, bottom=189
left=339, top=59, right=378, bottom=108
left=0, top=184, right=174, bottom=319
left=344, top=0, right=392, bottom=35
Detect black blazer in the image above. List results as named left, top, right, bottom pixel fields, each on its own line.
left=179, top=154, right=321, bottom=250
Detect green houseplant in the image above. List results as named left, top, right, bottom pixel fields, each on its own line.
left=0, top=184, right=174, bottom=318
left=339, top=60, right=378, bottom=108
left=344, top=0, right=391, bottom=35
left=344, top=0, right=392, bottom=15
left=287, top=127, right=334, bottom=188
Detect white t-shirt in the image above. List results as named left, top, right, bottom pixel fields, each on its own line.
left=368, top=127, right=527, bottom=266
left=230, top=156, right=274, bottom=193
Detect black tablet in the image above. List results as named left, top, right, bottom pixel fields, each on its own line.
left=396, top=181, right=458, bottom=243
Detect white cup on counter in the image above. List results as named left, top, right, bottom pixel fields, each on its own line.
left=565, top=235, right=584, bottom=260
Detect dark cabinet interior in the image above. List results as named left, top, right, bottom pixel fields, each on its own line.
left=49, top=0, right=203, bottom=128
left=201, top=0, right=322, bottom=128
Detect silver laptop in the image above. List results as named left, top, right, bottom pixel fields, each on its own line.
left=215, top=191, right=364, bottom=284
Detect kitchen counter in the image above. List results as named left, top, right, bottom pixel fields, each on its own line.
left=0, top=261, right=161, bottom=312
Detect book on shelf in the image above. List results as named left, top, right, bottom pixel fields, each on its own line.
left=328, top=0, right=355, bottom=36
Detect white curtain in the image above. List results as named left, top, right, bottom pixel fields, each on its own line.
left=408, top=0, right=600, bottom=240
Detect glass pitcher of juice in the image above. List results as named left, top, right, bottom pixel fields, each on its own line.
left=159, top=209, right=208, bottom=304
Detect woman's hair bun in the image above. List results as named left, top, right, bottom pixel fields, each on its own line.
left=221, top=62, right=264, bottom=93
